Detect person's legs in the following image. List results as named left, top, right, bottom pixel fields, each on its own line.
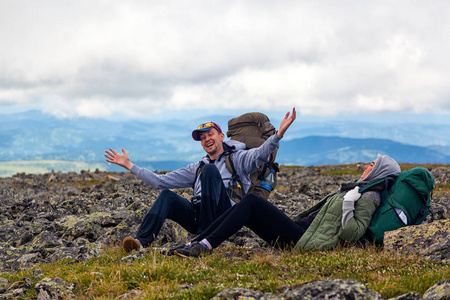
left=135, top=189, right=197, bottom=247
left=130, top=164, right=231, bottom=250
left=191, top=205, right=236, bottom=243
left=197, top=163, right=232, bottom=232
left=205, top=194, right=305, bottom=249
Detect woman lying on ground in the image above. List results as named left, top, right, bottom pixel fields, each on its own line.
left=170, top=154, right=401, bottom=257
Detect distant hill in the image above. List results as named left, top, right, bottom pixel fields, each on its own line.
left=1, top=110, right=450, bottom=176
left=277, top=136, right=450, bottom=166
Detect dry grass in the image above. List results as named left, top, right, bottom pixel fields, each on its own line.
left=2, top=244, right=448, bottom=299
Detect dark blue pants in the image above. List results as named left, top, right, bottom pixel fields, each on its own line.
left=136, top=164, right=231, bottom=247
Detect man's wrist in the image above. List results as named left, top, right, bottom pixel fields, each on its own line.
left=126, top=162, right=135, bottom=171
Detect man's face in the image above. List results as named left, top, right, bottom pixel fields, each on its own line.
left=199, top=128, right=225, bottom=159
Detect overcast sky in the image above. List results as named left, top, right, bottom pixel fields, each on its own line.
left=1, top=1, right=449, bottom=120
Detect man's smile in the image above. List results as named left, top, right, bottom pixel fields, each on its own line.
left=198, top=128, right=225, bottom=160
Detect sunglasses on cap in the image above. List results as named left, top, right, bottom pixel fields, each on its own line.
left=192, top=121, right=222, bottom=141
left=197, top=122, right=219, bottom=130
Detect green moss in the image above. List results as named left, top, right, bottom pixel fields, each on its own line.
left=87, top=212, right=114, bottom=222
left=114, top=222, right=129, bottom=230
left=321, top=169, right=361, bottom=176
left=57, top=216, right=80, bottom=229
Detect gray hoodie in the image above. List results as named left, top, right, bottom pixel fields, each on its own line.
left=341, top=154, right=401, bottom=227
left=130, top=134, right=281, bottom=205
left=362, top=154, right=401, bottom=183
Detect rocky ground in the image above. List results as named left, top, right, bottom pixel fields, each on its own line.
left=0, top=164, right=449, bottom=299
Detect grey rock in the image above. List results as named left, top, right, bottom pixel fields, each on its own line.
left=33, top=269, right=44, bottom=279
left=16, top=252, right=43, bottom=270
left=384, top=220, right=450, bottom=262
left=389, top=292, right=422, bottom=299
left=0, top=277, right=10, bottom=293
left=279, top=279, right=384, bottom=299
left=211, top=279, right=384, bottom=299
left=0, top=278, right=32, bottom=299
left=423, top=279, right=450, bottom=300
left=9, top=287, right=26, bottom=297
left=0, top=292, right=15, bottom=299
left=210, top=287, right=266, bottom=299
left=30, top=231, right=65, bottom=251
left=47, top=242, right=103, bottom=264
left=35, top=277, right=76, bottom=300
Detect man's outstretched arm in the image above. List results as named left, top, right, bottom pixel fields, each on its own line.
left=104, top=148, right=135, bottom=171
left=105, top=147, right=197, bottom=189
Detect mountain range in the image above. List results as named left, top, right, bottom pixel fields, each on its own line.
left=0, top=110, right=449, bottom=176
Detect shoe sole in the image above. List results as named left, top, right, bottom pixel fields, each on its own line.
left=160, top=244, right=186, bottom=256
left=174, top=250, right=190, bottom=259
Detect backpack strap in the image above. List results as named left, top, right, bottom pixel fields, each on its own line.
left=225, top=153, right=243, bottom=186
left=257, top=163, right=269, bottom=181
left=193, top=143, right=234, bottom=187
left=411, top=207, right=427, bottom=225
left=225, top=153, right=245, bottom=202
left=359, top=176, right=395, bottom=193
left=192, top=161, right=205, bottom=189
left=194, top=152, right=245, bottom=203
left=359, top=176, right=396, bottom=205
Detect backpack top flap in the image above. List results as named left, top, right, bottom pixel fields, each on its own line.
left=385, top=166, right=434, bottom=224
left=400, top=166, right=435, bottom=205
left=226, top=112, right=276, bottom=148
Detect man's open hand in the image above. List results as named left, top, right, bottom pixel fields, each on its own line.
left=104, top=148, right=134, bottom=171
left=277, top=107, right=296, bottom=138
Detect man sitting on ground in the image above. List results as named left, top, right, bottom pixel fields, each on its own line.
left=104, top=108, right=296, bottom=252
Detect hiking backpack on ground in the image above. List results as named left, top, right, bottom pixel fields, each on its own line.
left=225, top=112, right=279, bottom=201
left=361, top=166, right=435, bottom=245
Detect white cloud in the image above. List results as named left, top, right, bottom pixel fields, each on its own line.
left=0, top=0, right=449, bottom=118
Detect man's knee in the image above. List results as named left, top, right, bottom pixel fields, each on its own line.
left=157, top=189, right=177, bottom=199
left=200, top=163, right=220, bottom=179
left=153, top=189, right=180, bottom=208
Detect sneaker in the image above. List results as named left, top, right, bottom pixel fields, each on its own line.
left=160, top=242, right=187, bottom=256
left=174, top=241, right=212, bottom=258
left=123, top=237, right=142, bottom=253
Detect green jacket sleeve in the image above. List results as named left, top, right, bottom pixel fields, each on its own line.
left=339, top=196, right=377, bottom=241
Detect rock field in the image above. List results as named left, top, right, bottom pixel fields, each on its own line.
left=0, top=164, right=449, bottom=299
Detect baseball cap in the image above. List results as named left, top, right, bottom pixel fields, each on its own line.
left=192, top=121, right=222, bottom=141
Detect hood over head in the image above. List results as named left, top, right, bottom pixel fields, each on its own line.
left=362, top=154, right=401, bottom=182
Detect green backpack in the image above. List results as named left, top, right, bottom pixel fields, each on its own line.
left=361, top=166, right=435, bottom=245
